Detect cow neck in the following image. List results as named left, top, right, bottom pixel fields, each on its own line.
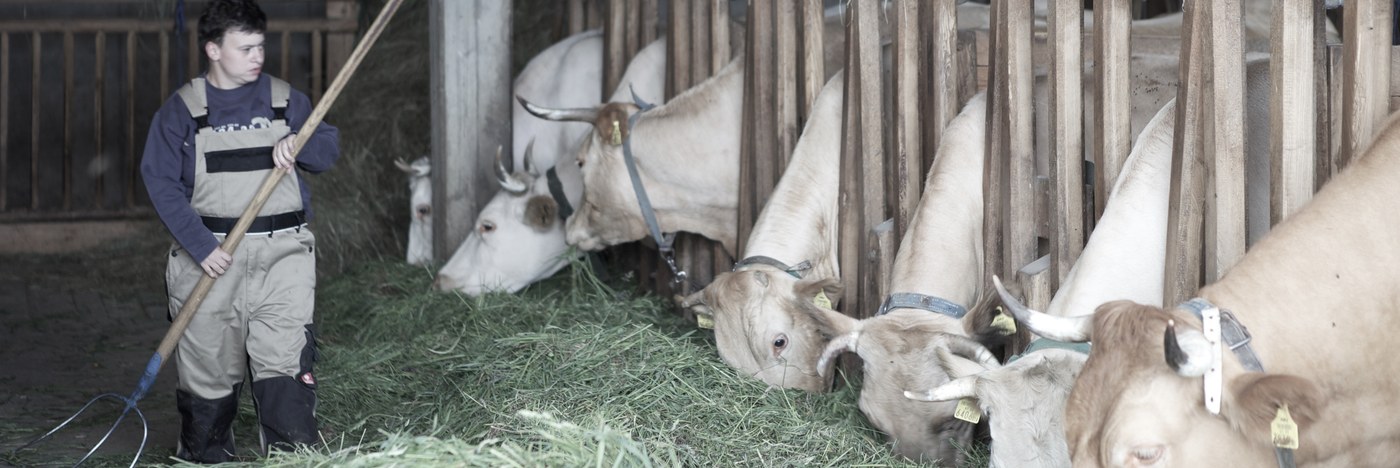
left=623, top=61, right=744, bottom=253
left=886, top=94, right=988, bottom=318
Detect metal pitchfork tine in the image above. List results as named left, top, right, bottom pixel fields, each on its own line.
left=8, top=1, right=405, bottom=465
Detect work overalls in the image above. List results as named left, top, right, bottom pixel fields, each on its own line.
left=165, top=76, right=319, bottom=462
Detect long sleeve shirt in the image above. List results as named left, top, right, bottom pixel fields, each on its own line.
left=140, top=74, right=339, bottom=263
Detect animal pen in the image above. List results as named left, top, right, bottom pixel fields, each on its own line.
left=581, top=0, right=1398, bottom=350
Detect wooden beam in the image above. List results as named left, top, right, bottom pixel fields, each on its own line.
left=1270, top=0, right=1318, bottom=225
left=1203, top=0, right=1245, bottom=282
left=710, top=0, right=729, bottom=72
left=0, top=18, right=357, bottom=33
left=64, top=31, right=73, bottom=210
left=568, top=0, right=586, bottom=36
left=281, top=31, right=291, bottom=88
left=1093, top=0, right=1131, bottom=222
left=1049, top=0, right=1084, bottom=287
left=313, top=30, right=324, bottom=101
left=640, top=0, right=658, bottom=50
left=690, top=0, right=711, bottom=82
left=603, top=0, right=626, bottom=97
left=31, top=31, right=39, bottom=210
left=1339, top=0, right=1393, bottom=168
left=326, top=0, right=358, bottom=83
left=1164, top=0, right=1207, bottom=305
left=429, top=0, right=512, bottom=261
left=159, top=31, right=168, bottom=100
left=666, top=0, right=691, bottom=99
left=1322, top=44, right=1343, bottom=188
left=982, top=0, right=1006, bottom=298
left=775, top=1, right=798, bottom=170
left=854, top=0, right=885, bottom=318
left=127, top=31, right=136, bottom=208
left=1004, top=0, right=1035, bottom=280
left=927, top=0, right=958, bottom=176
left=892, top=0, right=921, bottom=248
left=799, top=0, right=824, bottom=124
left=95, top=31, right=105, bottom=209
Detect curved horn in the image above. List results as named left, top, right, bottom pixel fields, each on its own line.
left=523, top=138, right=539, bottom=176
left=993, top=275, right=1093, bottom=342
left=394, top=157, right=414, bottom=173
left=1163, top=319, right=1214, bottom=377
left=904, top=376, right=978, bottom=402
left=816, top=331, right=859, bottom=378
left=943, top=333, right=1001, bottom=370
left=495, top=146, right=527, bottom=194
left=517, top=95, right=599, bottom=123
left=936, top=346, right=992, bottom=381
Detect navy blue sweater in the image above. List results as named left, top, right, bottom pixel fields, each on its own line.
left=140, top=74, right=339, bottom=263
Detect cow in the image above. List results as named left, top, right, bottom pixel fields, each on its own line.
left=803, top=92, right=993, bottom=464
left=999, top=110, right=1400, bottom=467
left=521, top=54, right=747, bottom=255
left=432, top=37, right=666, bottom=294
left=402, top=29, right=601, bottom=267
left=396, top=156, right=432, bottom=265
left=901, top=97, right=1179, bottom=468
left=677, top=70, right=852, bottom=394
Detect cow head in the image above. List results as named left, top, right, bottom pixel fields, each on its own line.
left=395, top=156, right=432, bottom=265
left=518, top=97, right=653, bottom=252
left=812, top=308, right=995, bottom=464
left=434, top=142, right=584, bottom=295
left=683, top=269, right=854, bottom=392
left=905, top=344, right=1087, bottom=468
left=996, top=282, right=1327, bottom=467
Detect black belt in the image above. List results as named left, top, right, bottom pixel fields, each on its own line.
left=202, top=210, right=305, bottom=234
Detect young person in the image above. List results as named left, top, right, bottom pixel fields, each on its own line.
left=139, top=0, right=339, bottom=461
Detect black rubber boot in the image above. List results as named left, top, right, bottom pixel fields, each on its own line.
left=175, top=384, right=241, bottom=463
left=251, top=375, right=318, bottom=453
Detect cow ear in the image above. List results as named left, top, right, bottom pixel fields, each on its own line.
left=963, top=292, right=1032, bottom=361
left=1225, top=373, right=1326, bottom=439
left=594, top=103, right=637, bottom=147
left=795, top=277, right=843, bottom=309
left=524, top=195, right=558, bottom=231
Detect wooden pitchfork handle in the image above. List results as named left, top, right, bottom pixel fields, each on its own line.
left=129, top=0, right=406, bottom=403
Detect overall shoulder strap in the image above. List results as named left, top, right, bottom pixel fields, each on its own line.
left=268, top=76, right=291, bottom=122
left=175, top=77, right=211, bottom=129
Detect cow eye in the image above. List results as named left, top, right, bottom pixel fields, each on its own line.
left=576, top=157, right=585, bottom=168
left=479, top=221, right=496, bottom=234
left=772, top=334, right=788, bottom=350
left=1131, top=445, right=1162, bottom=465
left=416, top=206, right=431, bottom=217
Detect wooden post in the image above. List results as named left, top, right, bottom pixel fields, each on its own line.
left=736, top=0, right=776, bottom=255
left=1271, top=0, right=1318, bottom=225
left=838, top=0, right=886, bottom=319
left=94, top=31, right=106, bottom=208
left=798, top=0, right=824, bottom=123
left=1203, top=0, right=1245, bottom=282
left=327, top=0, right=358, bottom=86
left=568, top=0, right=587, bottom=36
left=1004, top=0, right=1035, bottom=286
left=1094, top=0, right=1131, bottom=222
left=774, top=1, right=798, bottom=171
left=690, top=0, right=711, bottom=82
left=1049, top=0, right=1084, bottom=287
left=187, top=29, right=198, bottom=82
left=666, top=0, right=691, bottom=99
left=1339, top=0, right=1393, bottom=169
left=160, top=31, right=169, bottom=101
left=710, top=0, right=730, bottom=72
left=982, top=0, right=1006, bottom=300
left=127, top=31, right=137, bottom=207
left=312, top=31, right=324, bottom=102
left=891, top=0, right=922, bottom=249
left=640, top=0, right=657, bottom=51
left=927, top=0, right=959, bottom=176
left=603, top=0, right=627, bottom=97
left=429, top=0, right=511, bottom=261
left=1164, top=0, right=1207, bottom=305
left=32, top=32, right=40, bottom=210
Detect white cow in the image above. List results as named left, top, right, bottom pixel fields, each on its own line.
left=679, top=71, right=851, bottom=394
left=904, top=97, right=1178, bottom=468
left=1002, top=111, right=1400, bottom=468
left=432, top=37, right=666, bottom=294
left=396, top=156, right=432, bottom=265
left=809, top=92, right=992, bottom=464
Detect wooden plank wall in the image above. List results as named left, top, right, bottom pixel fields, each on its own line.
left=667, top=0, right=732, bottom=304
left=837, top=0, right=886, bottom=320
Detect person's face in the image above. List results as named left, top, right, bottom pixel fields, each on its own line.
left=206, top=29, right=264, bottom=89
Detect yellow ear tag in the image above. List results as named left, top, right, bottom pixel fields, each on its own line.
left=954, top=398, right=981, bottom=423
left=1271, top=405, right=1299, bottom=449
left=991, top=307, right=1017, bottom=335
left=611, top=120, right=622, bottom=146
left=696, top=313, right=715, bottom=330
left=812, top=291, right=833, bottom=309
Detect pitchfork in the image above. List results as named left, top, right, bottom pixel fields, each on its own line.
left=8, top=1, right=404, bottom=465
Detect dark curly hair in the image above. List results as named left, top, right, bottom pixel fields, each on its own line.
left=198, top=0, right=267, bottom=47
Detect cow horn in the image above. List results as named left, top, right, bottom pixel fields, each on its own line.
left=1163, top=319, right=1214, bottom=377
left=816, top=331, right=859, bottom=377
left=518, top=95, right=599, bottom=123
left=523, top=138, right=539, bottom=176
left=936, top=346, right=992, bottom=381
left=904, top=376, right=978, bottom=403
left=393, top=157, right=413, bottom=173
left=495, top=146, right=527, bottom=194
left=993, top=275, right=1093, bottom=342
left=943, top=333, right=1001, bottom=370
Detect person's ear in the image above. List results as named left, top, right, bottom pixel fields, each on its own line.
left=205, top=41, right=221, bottom=61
